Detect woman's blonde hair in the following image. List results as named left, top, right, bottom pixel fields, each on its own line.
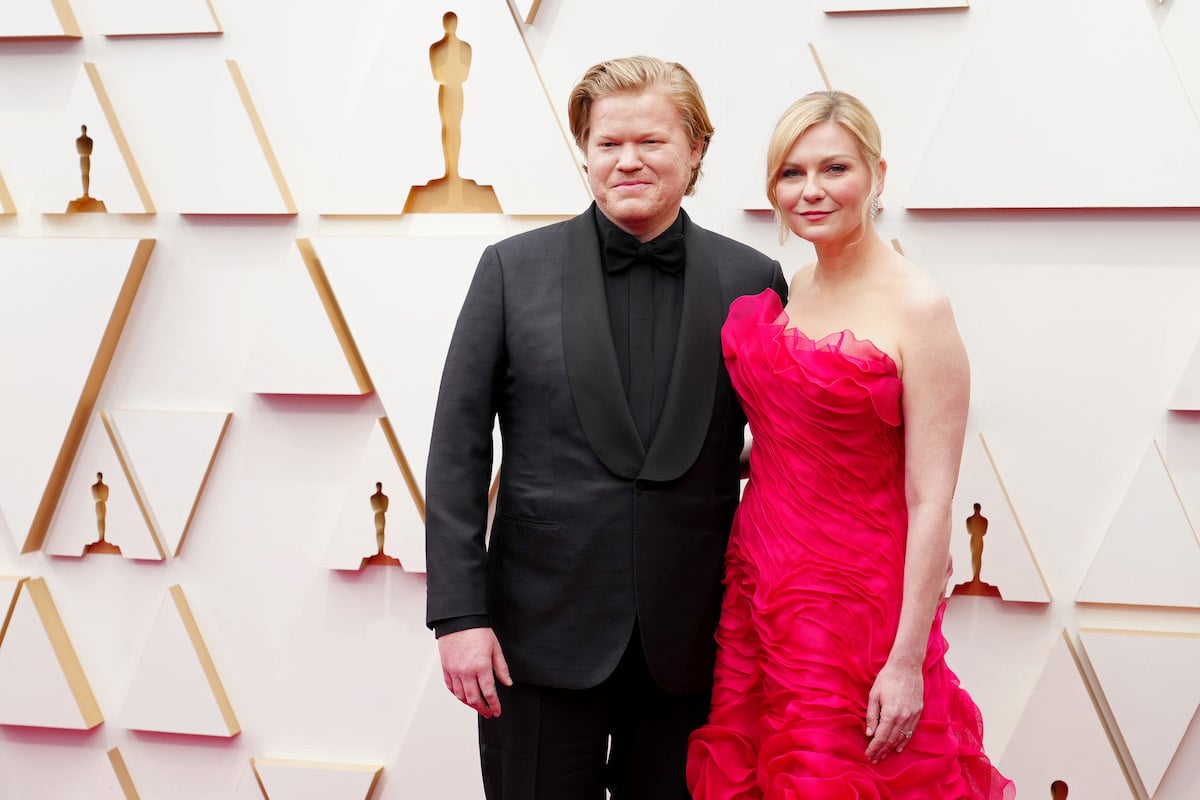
left=765, top=91, right=883, bottom=240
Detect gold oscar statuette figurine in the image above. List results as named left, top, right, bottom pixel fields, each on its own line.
left=951, top=502, right=1002, bottom=598
left=404, top=12, right=502, bottom=213
left=362, top=481, right=401, bottom=568
left=67, top=124, right=108, bottom=213
left=84, top=472, right=122, bottom=555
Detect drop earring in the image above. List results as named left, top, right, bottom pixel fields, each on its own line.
left=869, top=195, right=880, bottom=220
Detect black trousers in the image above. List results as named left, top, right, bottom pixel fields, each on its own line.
left=478, top=628, right=711, bottom=800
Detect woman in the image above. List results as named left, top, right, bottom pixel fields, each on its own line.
left=687, top=91, right=1014, bottom=798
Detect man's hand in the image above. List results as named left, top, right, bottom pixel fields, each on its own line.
left=438, top=627, right=513, bottom=718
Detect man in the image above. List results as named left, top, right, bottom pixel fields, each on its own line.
left=426, top=55, right=787, bottom=799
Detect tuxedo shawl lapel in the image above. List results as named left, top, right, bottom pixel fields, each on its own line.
left=640, top=211, right=723, bottom=482
left=562, top=208, right=724, bottom=482
left=562, top=207, right=645, bottom=479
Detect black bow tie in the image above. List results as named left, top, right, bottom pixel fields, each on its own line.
left=604, top=229, right=686, bottom=276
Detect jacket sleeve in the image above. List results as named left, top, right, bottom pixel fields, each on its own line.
left=770, top=259, right=788, bottom=304
left=425, top=245, right=507, bottom=630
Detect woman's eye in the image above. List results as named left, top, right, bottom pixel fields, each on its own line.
left=780, top=168, right=801, bottom=179
left=827, top=164, right=846, bottom=173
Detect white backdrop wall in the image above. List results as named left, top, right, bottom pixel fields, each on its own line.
left=1, top=1, right=1200, bottom=798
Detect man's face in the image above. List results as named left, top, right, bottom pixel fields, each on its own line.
left=585, top=90, right=703, bottom=242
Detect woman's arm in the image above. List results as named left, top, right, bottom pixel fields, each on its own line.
left=865, top=283, right=970, bottom=762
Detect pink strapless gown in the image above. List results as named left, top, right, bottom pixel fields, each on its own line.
left=687, top=290, right=1014, bottom=799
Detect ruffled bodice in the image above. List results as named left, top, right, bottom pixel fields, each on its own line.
left=687, top=290, right=1014, bottom=800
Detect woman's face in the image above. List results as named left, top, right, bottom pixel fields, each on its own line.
left=772, top=120, right=880, bottom=246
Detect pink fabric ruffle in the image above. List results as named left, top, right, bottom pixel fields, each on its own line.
left=689, top=290, right=1014, bottom=800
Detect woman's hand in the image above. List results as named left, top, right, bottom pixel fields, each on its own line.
left=864, top=660, right=923, bottom=763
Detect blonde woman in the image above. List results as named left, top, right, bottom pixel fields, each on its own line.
left=687, top=91, right=1013, bottom=799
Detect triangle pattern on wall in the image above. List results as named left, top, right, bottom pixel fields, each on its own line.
left=103, top=408, right=232, bottom=558
left=0, top=575, right=24, bottom=645
left=32, top=63, right=154, bottom=214
left=1168, top=338, right=1200, bottom=411
left=319, top=0, right=588, bottom=215
left=997, top=629, right=1133, bottom=797
left=44, top=413, right=164, bottom=560
left=242, top=239, right=372, bottom=396
left=96, top=59, right=295, bottom=214
left=0, top=577, right=103, bottom=729
left=326, top=417, right=426, bottom=573
left=99, top=0, right=221, bottom=37
left=824, top=0, right=967, bottom=11
left=0, top=238, right=154, bottom=554
left=100, top=747, right=143, bottom=800
left=390, top=643, right=485, bottom=798
left=906, top=0, right=1200, bottom=208
left=947, top=433, right=1050, bottom=603
left=119, top=584, right=240, bottom=737
left=1079, top=629, right=1200, bottom=798
left=1161, top=0, right=1200, bottom=131
left=251, top=758, right=382, bottom=800
left=311, top=234, right=493, bottom=494
left=0, top=0, right=80, bottom=38
left=738, top=43, right=830, bottom=211
left=1076, top=440, right=1200, bottom=608
left=230, top=768, right=268, bottom=800
left=0, top=169, right=14, bottom=213
left=511, top=0, right=543, bottom=25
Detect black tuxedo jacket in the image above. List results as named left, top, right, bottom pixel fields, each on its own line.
left=425, top=205, right=787, bottom=693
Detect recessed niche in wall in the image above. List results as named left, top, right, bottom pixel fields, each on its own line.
left=1076, top=440, right=1200, bottom=609
left=97, top=59, right=295, bottom=214
left=1168, top=338, right=1200, bottom=411
left=906, top=0, right=1200, bottom=208
left=319, top=1, right=587, bottom=215
left=243, top=239, right=372, bottom=396
left=404, top=12, right=502, bottom=214
left=739, top=44, right=829, bottom=211
left=325, top=417, right=425, bottom=573
left=98, top=0, right=221, bottom=37
left=45, top=413, right=165, bottom=560
left=307, top=235, right=492, bottom=494
left=1162, top=0, right=1200, bottom=124
left=1079, top=629, right=1200, bottom=798
left=0, top=238, right=154, bottom=554
left=998, top=630, right=1134, bottom=797
left=103, top=408, right=232, bottom=557
left=251, top=758, right=383, bottom=800
left=0, top=577, right=104, bottom=730
left=0, top=0, right=81, bottom=38
left=824, top=0, right=967, bottom=11
left=119, top=584, right=240, bottom=737
left=34, top=64, right=155, bottom=215
left=947, top=433, right=1051, bottom=603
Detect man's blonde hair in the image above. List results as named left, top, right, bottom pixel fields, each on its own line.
left=567, top=55, right=715, bottom=195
